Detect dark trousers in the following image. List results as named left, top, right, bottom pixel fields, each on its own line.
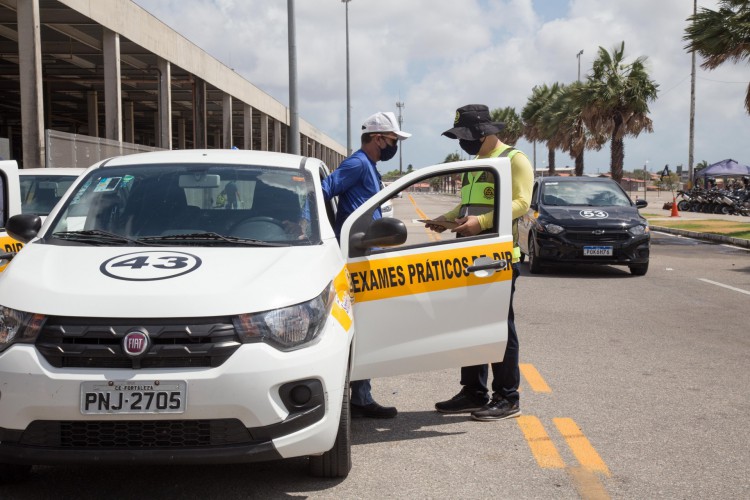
left=460, top=263, right=520, bottom=404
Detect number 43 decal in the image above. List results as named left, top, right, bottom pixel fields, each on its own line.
left=100, top=251, right=202, bottom=281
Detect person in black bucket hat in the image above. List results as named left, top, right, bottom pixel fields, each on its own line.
left=429, top=104, right=534, bottom=421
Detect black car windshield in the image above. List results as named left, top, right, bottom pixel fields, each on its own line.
left=47, top=163, right=320, bottom=246
left=541, top=181, right=631, bottom=207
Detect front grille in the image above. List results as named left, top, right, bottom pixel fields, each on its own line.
left=565, top=229, right=630, bottom=243
left=36, top=317, right=242, bottom=369
left=20, top=419, right=253, bottom=448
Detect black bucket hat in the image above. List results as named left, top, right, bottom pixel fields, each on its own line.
left=442, top=104, right=505, bottom=140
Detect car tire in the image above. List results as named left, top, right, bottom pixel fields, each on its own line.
left=527, top=238, right=542, bottom=274
left=629, top=262, right=649, bottom=276
left=309, top=367, right=352, bottom=478
left=1, top=464, right=32, bottom=483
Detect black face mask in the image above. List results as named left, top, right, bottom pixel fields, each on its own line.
left=380, top=142, right=398, bottom=162
left=459, top=138, right=483, bottom=156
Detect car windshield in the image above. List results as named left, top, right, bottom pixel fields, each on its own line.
left=47, top=163, right=320, bottom=246
left=541, top=181, right=631, bottom=207
left=21, top=173, right=80, bottom=216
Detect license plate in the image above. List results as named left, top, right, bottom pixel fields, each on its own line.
left=80, top=381, right=187, bottom=415
left=583, top=246, right=613, bottom=256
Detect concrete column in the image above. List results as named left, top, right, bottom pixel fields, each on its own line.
left=157, top=57, right=172, bottom=149
left=243, top=104, right=253, bottom=150
left=273, top=119, right=281, bottom=152
left=123, top=101, right=134, bottom=144
left=193, top=78, right=207, bottom=148
left=102, top=28, right=122, bottom=142
left=17, top=0, right=45, bottom=168
left=259, top=113, right=268, bottom=151
left=177, top=118, right=186, bottom=150
left=87, top=91, right=99, bottom=137
left=222, top=93, right=232, bottom=149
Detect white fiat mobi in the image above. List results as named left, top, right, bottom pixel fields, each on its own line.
left=0, top=149, right=513, bottom=481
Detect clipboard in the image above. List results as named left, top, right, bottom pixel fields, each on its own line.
left=417, top=218, right=459, bottom=230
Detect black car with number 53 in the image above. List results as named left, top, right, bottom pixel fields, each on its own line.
left=518, top=176, right=650, bottom=276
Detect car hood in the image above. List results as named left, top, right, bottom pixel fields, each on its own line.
left=539, top=206, right=645, bottom=227
left=0, top=242, right=342, bottom=318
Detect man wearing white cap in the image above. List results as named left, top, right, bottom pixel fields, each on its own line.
left=322, top=111, right=410, bottom=418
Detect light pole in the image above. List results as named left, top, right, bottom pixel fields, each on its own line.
left=287, top=0, right=299, bottom=154
left=643, top=160, right=649, bottom=202
left=576, top=49, right=584, bottom=82
left=342, top=0, right=352, bottom=156
left=396, top=100, right=404, bottom=174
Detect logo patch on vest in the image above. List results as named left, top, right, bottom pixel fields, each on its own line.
left=484, top=187, right=494, bottom=199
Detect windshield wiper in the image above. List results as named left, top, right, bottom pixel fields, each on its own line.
left=51, top=230, right=150, bottom=246
left=138, top=232, right=288, bottom=247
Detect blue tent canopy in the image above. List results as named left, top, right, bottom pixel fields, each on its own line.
left=696, top=159, right=750, bottom=178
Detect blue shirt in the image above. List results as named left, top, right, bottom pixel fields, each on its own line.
left=322, top=149, right=382, bottom=238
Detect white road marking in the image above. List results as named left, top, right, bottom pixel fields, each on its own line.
left=698, top=278, right=750, bottom=296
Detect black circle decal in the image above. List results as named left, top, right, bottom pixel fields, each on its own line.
left=100, top=251, right=202, bottom=281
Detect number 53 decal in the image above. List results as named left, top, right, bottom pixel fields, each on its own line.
left=100, top=251, right=202, bottom=281
left=579, top=210, right=609, bottom=219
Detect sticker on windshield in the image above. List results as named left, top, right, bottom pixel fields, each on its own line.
left=94, top=177, right=122, bottom=192
left=579, top=210, right=609, bottom=219
left=100, top=251, right=202, bottom=281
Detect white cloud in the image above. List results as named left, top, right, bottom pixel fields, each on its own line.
left=134, top=0, right=750, bottom=174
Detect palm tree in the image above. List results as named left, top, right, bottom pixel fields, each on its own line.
left=490, top=106, right=523, bottom=145
left=684, top=0, right=750, bottom=114
left=578, top=42, right=658, bottom=182
left=522, top=83, right=562, bottom=175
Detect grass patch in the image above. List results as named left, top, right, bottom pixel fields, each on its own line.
left=644, top=216, right=750, bottom=240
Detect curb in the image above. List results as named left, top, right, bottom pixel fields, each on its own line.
left=650, top=225, right=750, bottom=249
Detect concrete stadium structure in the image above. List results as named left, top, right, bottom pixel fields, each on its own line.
left=0, top=0, right=346, bottom=169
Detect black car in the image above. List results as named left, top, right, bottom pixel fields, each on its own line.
left=518, top=176, right=650, bottom=275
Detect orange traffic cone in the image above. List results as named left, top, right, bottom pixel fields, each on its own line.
left=670, top=196, right=680, bottom=217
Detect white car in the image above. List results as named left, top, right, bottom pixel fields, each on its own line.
left=0, top=164, right=84, bottom=272
left=0, top=149, right=514, bottom=481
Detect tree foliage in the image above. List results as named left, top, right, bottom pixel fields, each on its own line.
left=490, top=106, right=523, bottom=145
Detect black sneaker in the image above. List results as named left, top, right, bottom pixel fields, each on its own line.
left=435, top=389, right=489, bottom=414
left=471, top=396, right=520, bottom=421
left=351, top=401, right=397, bottom=419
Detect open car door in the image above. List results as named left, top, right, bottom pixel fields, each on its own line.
left=340, top=159, right=514, bottom=380
left=0, top=160, right=22, bottom=272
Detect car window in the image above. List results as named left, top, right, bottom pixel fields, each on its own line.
left=47, top=163, right=320, bottom=245
left=20, top=174, right=79, bottom=216
left=541, top=181, right=631, bottom=207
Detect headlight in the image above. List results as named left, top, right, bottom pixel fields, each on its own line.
left=628, top=224, right=649, bottom=236
left=541, top=223, right=565, bottom=235
left=232, top=282, right=335, bottom=351
left=0, top=306, right=45, bottom=353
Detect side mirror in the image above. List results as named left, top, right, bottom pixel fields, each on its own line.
left=350, top=217, right=407, bottom=250
left=530, top=202, right=538, bottom=211
left=635, top=199, right=648, bottom=208
left=6, top=214, right=42, bottom=243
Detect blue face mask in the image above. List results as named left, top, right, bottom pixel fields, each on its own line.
left=380, top=142, right=398, bottom=162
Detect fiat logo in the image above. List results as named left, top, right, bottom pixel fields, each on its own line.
left=123, top=329, right=150, bottom=357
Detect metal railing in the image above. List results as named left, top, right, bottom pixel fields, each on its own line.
left=46, top=130, right=164, bottom=169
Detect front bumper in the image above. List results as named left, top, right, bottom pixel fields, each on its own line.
left=534, top=231, right=650, bottom=266
left=0, top=323, right=349, bottom=465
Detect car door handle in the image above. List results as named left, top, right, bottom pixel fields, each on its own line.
left=466, top=258, right=507, bottom=273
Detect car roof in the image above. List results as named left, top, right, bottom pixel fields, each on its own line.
left=537, top=176, right=616, bottom=183
left=96, top=149, right=321, bottom=172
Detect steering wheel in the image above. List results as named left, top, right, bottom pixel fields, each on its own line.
left=228, top=216, right=287, bottom=240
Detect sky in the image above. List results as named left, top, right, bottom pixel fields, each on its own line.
left=132, top=0, right=749, bottom=177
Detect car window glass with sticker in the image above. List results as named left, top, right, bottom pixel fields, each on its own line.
left=47, top=164, right=320, bottom=245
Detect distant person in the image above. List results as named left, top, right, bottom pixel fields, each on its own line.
left=221, top=180, right=241, bottom=209
left=322, top=111, right=410, bottom=418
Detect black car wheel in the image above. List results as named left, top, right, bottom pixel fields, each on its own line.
left=527, top=238, right=543, bottom=274
left=309, top=366, right=352, bottom=478
left=629, top=262, right=649, bottom=276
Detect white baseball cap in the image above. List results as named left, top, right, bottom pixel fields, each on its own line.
left=361, top=111, right=411, bottom=140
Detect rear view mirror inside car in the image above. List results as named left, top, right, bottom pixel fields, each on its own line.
left=178, top=174, right=220, bottom=188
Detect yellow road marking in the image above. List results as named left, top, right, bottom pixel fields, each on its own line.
left=567, top=467, right=611, bottom=500
left=554, top=418, right=610, bottom=476
left=519, top=363, right=552, bottom=393
left=407, top=193, right=440, bottom=242
left=516, top=415, right=565, bottom=469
